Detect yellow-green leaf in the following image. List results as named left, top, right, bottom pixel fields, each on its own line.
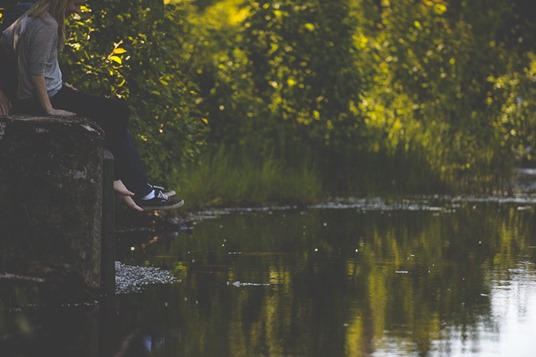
left=113, top=48, right=127, bottom=55
left=433, top=4, right=447, bottom=15
left=109, top=55, right=122, bottom=65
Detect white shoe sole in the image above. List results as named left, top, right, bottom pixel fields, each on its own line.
left=141, top=199, right=184, bottom=211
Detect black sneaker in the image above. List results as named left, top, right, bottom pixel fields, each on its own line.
left=151, top=184, right=176, bottom=197
left=136, top=190, right=184, bottom=211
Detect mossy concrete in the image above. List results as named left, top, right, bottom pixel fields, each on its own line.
left=0, top=115, right=105, bottom=292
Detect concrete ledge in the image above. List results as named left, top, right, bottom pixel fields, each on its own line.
left=0, top=115, right=107, bottom=293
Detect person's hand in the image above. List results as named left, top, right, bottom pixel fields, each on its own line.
left=47, top=108, right=76, bottom=117
left=0, top=89, right=12, bottom=116
left=113, top=180, right=144, bottom=212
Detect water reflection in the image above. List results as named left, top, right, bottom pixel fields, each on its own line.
left=2, top=200, right=536, bottom=356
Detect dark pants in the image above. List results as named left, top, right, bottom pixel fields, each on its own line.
left=20, top=85, right=151, bottom=196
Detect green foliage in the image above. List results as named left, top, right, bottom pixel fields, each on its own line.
left=4, top=0, right=536, bottom=202
left=190, top=0, right=536, bottom=195
left=342, top=0, right=533, bottom=191
left=241, top=0, right=365, bottom=148
left=61, top=0, right=207, bottom=187
left=181, top=146, right=322, bottom=208
left=489, top=54, right=536, bottom=163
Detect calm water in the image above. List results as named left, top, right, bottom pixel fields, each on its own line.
left=2, top=197, right=536, bottom=356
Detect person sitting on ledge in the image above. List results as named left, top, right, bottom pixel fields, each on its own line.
left=0, top=1, right=36, bottom=116
left=0, top=0, right=184, bottom=211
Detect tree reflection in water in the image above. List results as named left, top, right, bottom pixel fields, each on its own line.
left=1, top=199, right=536, bottom=356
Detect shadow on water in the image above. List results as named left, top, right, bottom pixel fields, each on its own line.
left=2, top=195, right=536, bottom=356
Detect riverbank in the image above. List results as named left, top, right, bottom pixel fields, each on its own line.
left=173, top=146, right=526, bottom=211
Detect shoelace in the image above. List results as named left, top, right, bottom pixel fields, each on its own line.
left=156, top=190, right=169, bottom=200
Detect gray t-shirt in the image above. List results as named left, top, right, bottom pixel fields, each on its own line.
left=1, top=12, right=62, bottom=101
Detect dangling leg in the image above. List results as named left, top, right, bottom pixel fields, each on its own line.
left=49, top=86, right=183, bottom=211
left=50, top=86, right=151, bottom=196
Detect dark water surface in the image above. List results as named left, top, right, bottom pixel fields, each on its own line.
left=2, top=197, right=536, bottom=356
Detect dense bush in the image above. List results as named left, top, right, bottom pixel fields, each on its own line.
left=190, top=0, right=536, bottom=194
left=61, top=0, right=207, bottom=186
left=2, top=0, right=535, bottom=201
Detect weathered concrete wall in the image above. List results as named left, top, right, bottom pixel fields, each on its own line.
left=0, top=115, right=105, bottom=291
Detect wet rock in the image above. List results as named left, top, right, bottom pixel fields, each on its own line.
left=115, top=261, right=177, bottom=294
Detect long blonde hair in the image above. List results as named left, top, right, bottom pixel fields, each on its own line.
left=27, top=0, right=68, bottom=51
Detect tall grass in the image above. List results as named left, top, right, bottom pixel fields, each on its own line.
left=175, top=142, right=512, bottom=210
left=179, top=146, right=322, bottom=209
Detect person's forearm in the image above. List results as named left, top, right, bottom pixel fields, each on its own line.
left=30, top=75, right=75, bottom=117
left=31, top=74, right=54, bottom=114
